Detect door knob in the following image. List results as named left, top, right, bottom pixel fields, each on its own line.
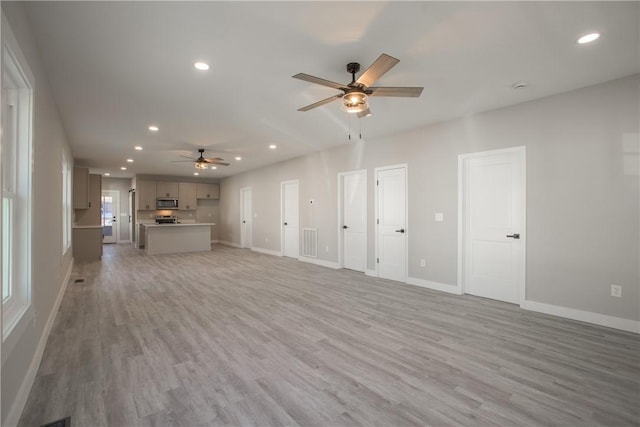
left=242, top=220, right=246, bottom=223
left=342, top=225, right=348, bottom=229
left=284, top=222, right=288, bottom=226
left=506, top=233, right=520, bottom=239
left=395, top=229, right=405, bottom=233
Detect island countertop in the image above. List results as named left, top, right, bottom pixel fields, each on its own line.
left=143, top=222, right=216, bottom=228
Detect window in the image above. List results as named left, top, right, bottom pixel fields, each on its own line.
left=62, top=149, right=72, bottom=252
left=2, top=40, right=33, bottom=339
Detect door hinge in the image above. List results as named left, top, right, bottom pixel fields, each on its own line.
left=376, top=219, right=379, bottom=224
left=376, top=179, right=379, bottom=186
left=377, top=258, right=379, bottom=263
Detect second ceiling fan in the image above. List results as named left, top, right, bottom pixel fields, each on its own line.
left=293, top=53, right=423, bottom=118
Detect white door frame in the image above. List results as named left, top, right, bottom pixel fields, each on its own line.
left=102, top=189, right=119, bottom=244
left=280, top=179, right=299, bottom=258
left=337, top=169, right=367, bottom=269
left=240, top=186, right=252, bottom=249
left=457, top=146, right=527, bottom=307
left=374, top=164, right=408, bottom=279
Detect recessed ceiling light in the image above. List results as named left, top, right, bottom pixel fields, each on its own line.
left=148, top=125, right=159, bottom=132
left=194, top=62, right=210, bottom=71
left=126, top=158, right=134, bottom=163
left=235, top=156, right=242, bottom=161
left=134, top=146, right=143, bottom=151
left=104, top=173, right=110, bottom=176
left=577, top=33, right=600, bottom=44
left=269, top=144, right=277, bottom=149
left=211, top=166, right=217, bottom=170
left=193, top=172, right=199, bottom=176
left=120, top=167, right=127, bottom=170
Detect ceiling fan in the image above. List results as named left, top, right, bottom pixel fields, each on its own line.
left=172, top=149, right=230, bottom=169
left=293, top=53, right=423, bottom=118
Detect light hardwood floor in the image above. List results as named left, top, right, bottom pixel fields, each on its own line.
left=19, top=244, right=640, bottom=426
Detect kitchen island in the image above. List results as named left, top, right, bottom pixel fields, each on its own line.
left=144, top=223, right=216, bottom=255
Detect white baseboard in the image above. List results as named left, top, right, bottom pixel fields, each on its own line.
left=4, top=259, right=74, bottom=427
left=217, top=240, right=242, bottom=248
left=406, top=277, right=462, bottom=295
left=365, top=269, right=377, bottom=277
left=523, top=300, right=640, bottom=334
left=251, top=247, right=282, bottom=257
left=298, top=256, right=339, bottom=269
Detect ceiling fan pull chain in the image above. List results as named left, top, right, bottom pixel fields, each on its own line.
left=359, top=118, right=362, bottom=140
left=348, top=113, right=351, bottom=140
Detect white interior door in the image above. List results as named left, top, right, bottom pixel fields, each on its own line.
left=240, top=187, right=252, bottom=248
left=340, top=170, right=366, bottom=272
left=282, top=180, right=299, bottom=258
left=101, top=190, right=119, bottom=244
left=461, top=147, right=525, bottom=305
left=376, top=166, right=407, bottom=282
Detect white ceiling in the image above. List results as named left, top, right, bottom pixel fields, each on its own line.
left=22, top=1, right=639, bottom=179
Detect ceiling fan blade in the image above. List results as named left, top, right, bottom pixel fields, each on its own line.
left=357, top=107, right=372, bottom=119
left=356, top=54, right=400, bottom=88
left=179, top=155, right=197, bottom=160
left=292, top=73, right=347, bottom=90
left=203, top=157, right=224, bottom=162
left=171, top=160, right=197, bottom=162
left=208, top=161, right=230, bottom=166
left=298, top=94, right=343, bottom=112
left=368, top=86, right=423, bottom=97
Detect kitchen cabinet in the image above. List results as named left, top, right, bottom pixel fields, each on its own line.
left=75, top=174, right=101, bottom=226
left=196, top=183, right=219, bottom=200
left=156, top=181, right=179, bottom=198
left=137, top=180, right=156, bottom=210
left=179, top=182, right=197, bottom=210
left=73, top=226, right=103, bottom=261
left=73, top=167, right=90, bottom=209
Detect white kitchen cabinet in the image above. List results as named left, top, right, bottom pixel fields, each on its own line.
left=179, top=182, right=197, bottom=210
left=137, top=180, right=156, bottom=210
left=196, top=183, right=219, bottom=200
left=156, top=181, right=179, bottom=198
left=73, top=226, right=103, bottom=261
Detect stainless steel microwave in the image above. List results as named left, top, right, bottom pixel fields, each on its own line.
left=156, top=198, right=178, bottom=209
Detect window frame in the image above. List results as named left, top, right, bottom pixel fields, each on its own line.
left=2, top=16, right=35, bottom=345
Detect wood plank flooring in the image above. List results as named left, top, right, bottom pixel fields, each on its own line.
left=19, top=244, right=640, bottom=426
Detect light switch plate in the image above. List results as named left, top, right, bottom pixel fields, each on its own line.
left=435, top=212, right=444, bottom=222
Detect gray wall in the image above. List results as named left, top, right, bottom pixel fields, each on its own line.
left=1, top=4, right=74, bottom=425
left=219, top=74, right=640, bottom=322
left=102, top=177, right=131, bottom=242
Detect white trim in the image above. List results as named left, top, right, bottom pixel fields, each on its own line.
left=251, top=246, right=282, bottom=257
left=406, top=277, right=462, bottom=295
left=457, top=146, right=527, bottom=306
left=374, top=164, right=408, bottom=281
left=4, top=259, right=73, bottom=427
left=524, top=300, right=640, bottom=334
left=365, top=269, right=377, bottom=277
left=298, top=256, right=339, bottom=269
left=217, top=240, right=242, bottom=248
left=337, top=169, right=367, bottom=271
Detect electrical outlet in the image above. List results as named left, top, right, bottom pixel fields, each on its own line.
left=265, top=237, right=268, bottom=243
left=611, top=284, right=622, bottom=298
left=325, top=245, right=329, bottom=253
left=420, top=259, right=426, bottom=267
left=208, top=213, right=211, bottom=217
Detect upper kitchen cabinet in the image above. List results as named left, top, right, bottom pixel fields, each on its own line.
left=178, top=182, right=197, bottom=210
left=75, top=174, right=101, bottom=226
left=137, top=180, right=156, bottom=210
left=156, top=181, right=179, bottom=198
left=73, top=167, right=90, bottom=209
left=196, top=183, right=219, bottom=200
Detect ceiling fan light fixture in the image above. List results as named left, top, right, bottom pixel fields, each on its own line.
left=342, top=91, right=368, bottom=114
left=195, top=162, right=208, bottom=170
